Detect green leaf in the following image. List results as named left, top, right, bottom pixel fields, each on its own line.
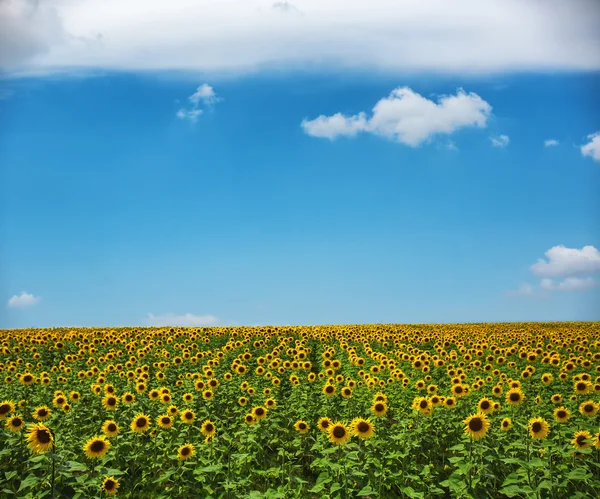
left=66, top=461, right=88, bottom=472
left=330, top=483, right=343, bottom=493
left=499, top=485, right=525, bottom=498
left=567, top=468, right=592, bottom=481
left=18, top=474, right=40, bottom=492
left=357, top=485, right=375, bottom=496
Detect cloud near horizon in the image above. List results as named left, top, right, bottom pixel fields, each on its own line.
left=8, top=291, right=41, bottom=308
left=2, top=0, right=600, bottom=76
left=302, top=87, right=492, bottom=146
left=146, top=312, right=221, bottom=327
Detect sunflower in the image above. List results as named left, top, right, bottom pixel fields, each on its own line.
left=5, top=414, right=24, bottom=432
left=579, top=400, right=598, bottom=417
left=294, top=420, right=310, bottom=434
left=551, top=393, right=562, bottom=404
left=553, top=407, right=571, bottom=423
left=102, top=420, right=119, bottom=437
left=0, top=400, right=15, bottom=419
left=120, top=392, right=134, bottom=405
left=244, top=414, right=256, bottom=425
left=505, top=388, right=525, bottom=406
left=371, top=401, right=388, bottom=417
left=593, top=432, right=600, bottom=450
left=501, top=418, right=512, bottom=431
left=572, top=430, right=593, bottom=450
left=477, top=398, right=494, bottom=415
left=451, top=384, right=468, bottom=398
left=265, top=398, right=277, bottom=408
left=32, top=406, right=51, bottom=421
left=414, top=397, right=432, bottom=416
left=157, top=414, right=174, bottom=429
left=26, top=423, right=54, bottom=453
left=101, top=476, right=120, bottom=496
left=182, top=393, right=194, bottom=403
left=131, top=413, right=151, bottom=433
left=373, top=392, right=388, bottom=403
left=318, top=416, right=333, bottom=433
left=238, top=396, right=248, bottom=406
left=102, top=395, right=119, bottom=411
left=463, top=413, right=489, bottom=439
left=178, top=443, right=195, bottom=460
left=250, top=406, right=266, bottom=421
left=167, top=405, right=178, bottom=416
left=574, top=380, right=591, bottom=394
left=180, top=410, right=195, bottom=424
left=351, top=418, right=374, bottom=439
left=528, top=417, right=550, bottom=439
left=323, top=384, right=336, bottom=397
left=83, top=436, right=110, bottom=459
left=201, top=420, right=216, bottom=438
left=444, top=397, right=457, bottom=409
left=328, top=422, right=351, bottom=445
left=202, top=390, right=214, bottom=401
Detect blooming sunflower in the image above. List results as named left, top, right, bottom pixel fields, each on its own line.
left=178, top=443, right=195, bottom=460
left=528, top=417, right=550, bottom=439
left=102, top=395, right=119, bottom=411
left=579, top=400, right=598, bottom=417
left=505, top=388, right=525, bottom=406
left=101, top=476, right=120, bottom=495
left=238, top=397, right=248, bottom=406
left=463, top=413, right=489, bottom=439
left=0, top=400, right=15, bottom=419
left=102, top=420, right=119, bottom=437
left=500, top=418, right=512, bottom=431
left=351, top=418, right=374, bottom=439
left=341, top=387, right=352, bottom=399
left=444, top=397, right=457, bottom=409
left=32, top=406, right=51, bottom=421
left=593, top=432, right=600, bottom=450
left=371, top=401, right=388, bottom=416
left=317, top=416, right=333, bottom=433
left=201, top=420, right=216, bottom=438
left=84, top=436, right=111, bottom=459
left=182, top=393, right=194, bottom=403
left=553, top=407, right=570, bottom=423
left=265, top=398, right=277, bottom=408
left=180, top=410, right=195, bottom=424
left=26, top=423, right=54, bottom=453
left=328, top=422, right=351, bottom=445
left=202, top=390, right=214, bottom=401
left=252, top=406, right=268, bottom=421
left=244, top=414, right=256, bottom=425
left=572, top=430, right=592, bottom=450
left=294, top=420, right=310, bottom=434
left=122, top=392, right=135, bottom=405
left=157, top=414, right=174, bottom=429
left=323, top=384, right=336, bottom=397
left=477, top=398, right=494, bottom=415
left=131, top=413, right=151, bottom=433
left=5, top=414, right=24, bottom=432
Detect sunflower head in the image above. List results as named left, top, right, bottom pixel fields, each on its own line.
left=579, top=400, right=598, bottom=417
left=158, top=415, right=173, bottom=429
left=371, top=401, right=388, bottom=416
left=201, top=420, right=216, bottom=437
left=572, top=430, right=593, bottom=450
left=463, top=413, right=489, bottom=439
left=328, top=422, right=350, bottom=445
left=178, top=443, right=195, bottom=460
left=553, top=407, right=570, bottom=423
left=294, top=420, right=310, bottom=434
left=102, top=420, right=119, bottom=437
left=528, top=417, right=550, bottom=439
left=0, top=400, right=15, bottom=420
left=351, top=418, right=374, bottom=439
left=317, top=417, right=332, bottom=432
left=131, top=413, right=151, bottom=433
left=5, top=414, right=24, bottom=432
left=27, top=423, right=54, bottom=453
left=101, top=476, right=120, bottom=495
left=500, top=418, right=512, bottom=431
left=181, top=410, right=195, bottom=424
left=84, top=436, right=111, bottom=459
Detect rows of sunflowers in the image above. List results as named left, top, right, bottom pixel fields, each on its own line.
left=0, top=322, right=599, bottom=498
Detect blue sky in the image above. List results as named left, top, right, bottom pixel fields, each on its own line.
left=1, top=1, right=599, bottom=328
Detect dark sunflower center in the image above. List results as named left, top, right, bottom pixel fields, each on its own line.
left=246, top=416, right=253, bottom=422
left=557, top=411, right=566, bottom=419
left=205, top=423, right=214, bottom=432
left=105, top=480, right=116, bottom=490
left=577, top=435, right=586, bottom=445
left=136, top=418, right=147, bottom=427
left=24, top=375, right=32, bottom=382
left=375, top=403, right=384, bottom=412
left=321, top=421, right=330, bottom=428
left=256, top=408, right=264, bottom=416
left=126, top=395, right=132, bottom=401
left=584, top=404, right=593, bottom=413
left=90, top=440, right=105, bottom=452
left=532, top=422, right=542, bottom=433
left=108, top=398, right=116, bottom=405
left=420, top=400, right=428, bottom=409
left=38, top=429, right=51, bottom=444
left=108, top=424, right=117, bottom=432
left=357, top=422, right=370, bottom=433
left=502, top=421, right=509, bottom=427
left=447, top=400, right=454, bottom=406
left=455, top=387, right=463, bottom=393
left=332, top=426, right=346, bottom=438
left=162, top=417, right=170, bottom=425
left=469, top=418, right=483, bottom=432
left=299, top=423, right=307, bottom=430
left=12, top=417, right=23, bottom=426
left=39, top=409, right=48, bottom=417
left=577, top=383, right=586, bottom=390
left=185, top=412, right=193, bottom=419
left=326, top=386, right=334, bottom=393
left=181, top=447, right=190, bottom=456
left=0, top=404, right=9, bottom=415
left=481, top=401, right=490, bottom=409
left=510, top=393, right=520, bottom=401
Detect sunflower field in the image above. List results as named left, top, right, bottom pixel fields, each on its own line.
left=0, top=322, right=599, bottom=498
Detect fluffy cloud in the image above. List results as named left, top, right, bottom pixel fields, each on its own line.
left=490, top=134, right=510, bottom=147
left=544, top=139, right=559, bottom=147
left=146, top=312, right=220, bottom=326
left=530, top=245, right=600, bottom=277
left=581, top=132, right=600, bottom=162
left=540, top=277, right=597, bottom=291
left=176, top=84, right=219, bottom=123
left=8, top=291, right=41, bottom=308
left=302, top=87, right=491, bottom=146
left=2, top=0, right=600, bottom=75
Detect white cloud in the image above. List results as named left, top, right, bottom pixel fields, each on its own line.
left=506, top=283, right=534, bottom=297
left=540, top=277, right=597, bottom=291
left=8, top=291, right=41, bottom=308
left=302, top=87, right=491, bottom=146
left=530, top=245, right=600, bottom=277
left=176, top=83, right=219, bottom=122
left=581, top=132, right=600, bottom=162
left=146, top=312, right=220, bottom=327
left=490, top=134, right=510, bottom=147
left=544, top=139, right=559, bottom=147
left=2, top=0, right=600, bottom=75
